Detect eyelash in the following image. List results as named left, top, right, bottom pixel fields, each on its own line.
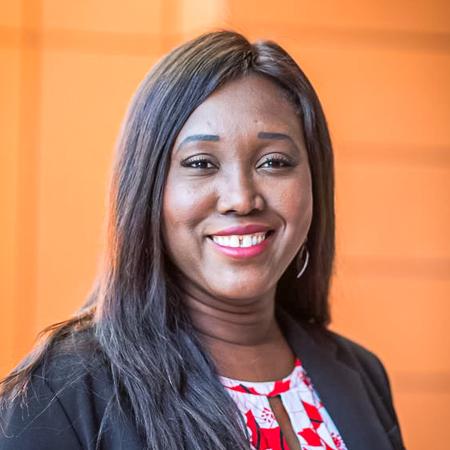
left=181, top=155, right=293, bottom=170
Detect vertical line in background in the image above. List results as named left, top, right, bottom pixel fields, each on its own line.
left=159, top=0, right=232, bottom=57
left=160, top=0, right=181, bottom=51
left=13, top=0, right=42, bottom=359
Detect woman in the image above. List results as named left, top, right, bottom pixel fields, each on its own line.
left=0, top=30, right=405, bottom=450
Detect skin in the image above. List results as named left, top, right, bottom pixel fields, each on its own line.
left=162, top=73, right=313, bottom=380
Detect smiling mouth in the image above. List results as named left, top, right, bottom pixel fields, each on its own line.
left=207, top=230, right=274, bottom=248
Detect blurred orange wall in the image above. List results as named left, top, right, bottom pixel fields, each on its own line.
left=1, top=1, right=449, bottom=449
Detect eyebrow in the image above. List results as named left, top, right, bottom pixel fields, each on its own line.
left=178, top=134, right=220, bottom=148
left=176, top=132, right=296, bottom=153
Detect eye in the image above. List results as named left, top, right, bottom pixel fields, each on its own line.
left=259, top=155, right=293, bottom=169
left=181, top=156, right=216, bottom=170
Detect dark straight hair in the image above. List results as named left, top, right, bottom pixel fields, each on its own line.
left=0, top=30, right=335, bottom=449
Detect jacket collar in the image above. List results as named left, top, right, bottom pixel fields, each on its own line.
left=275, top=304, right=394, bottom=450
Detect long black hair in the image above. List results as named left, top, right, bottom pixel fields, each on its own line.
left=0, top=30, right=335, bottom=449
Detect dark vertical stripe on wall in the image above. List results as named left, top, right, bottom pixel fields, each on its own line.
left=14, top=0, right=42, bottom=358
left=160, top=0, right=182, bottom=52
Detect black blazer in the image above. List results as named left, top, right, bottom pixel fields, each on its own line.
left=0, top=306, right=406, bottom=450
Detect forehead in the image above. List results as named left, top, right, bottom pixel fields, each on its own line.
left=174, top=74, right=303, bottom=145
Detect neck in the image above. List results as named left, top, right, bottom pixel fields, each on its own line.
left=180, top=283, right=296, bottom=380
left=183, top=283, right=279, bottom=347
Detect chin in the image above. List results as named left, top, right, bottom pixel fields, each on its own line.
left=211, top=283, right=274, bottom=303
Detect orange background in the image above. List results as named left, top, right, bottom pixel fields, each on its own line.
left=1, top=1, right=449, bottom=448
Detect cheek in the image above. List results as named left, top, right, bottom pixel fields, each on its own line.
left=275, top=175, right=313, bottom=235
left=162, top=175, right=212, bottom=245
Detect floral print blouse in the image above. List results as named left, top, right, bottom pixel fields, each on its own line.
left=219, top=357, right=348, bottom=450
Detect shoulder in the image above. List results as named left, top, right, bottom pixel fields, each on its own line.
left=326, top=328, right=393, bottom=397
left=29, top=328, right=113, bottom=409
left=277, top=305, right=395, bottom=396
left=306, top=323, right=394, bottom=399
left=308, top=326, right=406, bottom=449
left=307, top=323, right=401, bottom=426
left=298, top=319, right=388, bottom=374
left=278, top=305, right=396, bottom=408
left=327, top=328, right=388, bottom=377
left=0, top=330, right=117, bottom=450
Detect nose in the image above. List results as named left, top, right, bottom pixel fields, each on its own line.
left=216, top=168, right=265, bottom=215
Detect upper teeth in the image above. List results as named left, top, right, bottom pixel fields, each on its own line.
left=211, top=232, right=268, bottom=248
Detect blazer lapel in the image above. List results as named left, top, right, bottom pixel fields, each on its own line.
left=276, top=305, right=394, bottom=450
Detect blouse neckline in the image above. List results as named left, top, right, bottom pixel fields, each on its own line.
left=219, top=357, right=303, bottom=397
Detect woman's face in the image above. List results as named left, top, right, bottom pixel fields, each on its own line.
left=162, top=74, right=313, bottom=303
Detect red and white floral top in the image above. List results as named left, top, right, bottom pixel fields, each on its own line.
left=219, top=357, right=348, bottom=450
